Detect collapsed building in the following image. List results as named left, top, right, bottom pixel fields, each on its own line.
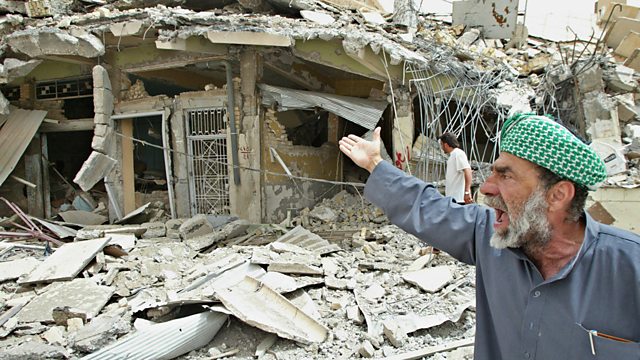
left=0, top=0, right=639, bottom=359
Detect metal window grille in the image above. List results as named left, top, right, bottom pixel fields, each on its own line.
left=185, top=107, right=230, bottom=216
left=35, top=76, right=93, bottom=100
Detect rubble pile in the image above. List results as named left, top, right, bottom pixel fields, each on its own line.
left=0, top=191, right=476, bottom=359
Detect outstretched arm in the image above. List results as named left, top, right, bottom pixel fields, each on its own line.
left=339, top=127, right=383, bottom=173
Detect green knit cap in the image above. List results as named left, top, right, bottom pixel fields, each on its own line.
left=500, top=113, right=607, bottom=190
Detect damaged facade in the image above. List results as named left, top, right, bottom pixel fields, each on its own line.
left=0, top=0, right=640, bottom=359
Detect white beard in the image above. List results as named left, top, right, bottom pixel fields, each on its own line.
left=486, top=188, right=552, bottom=251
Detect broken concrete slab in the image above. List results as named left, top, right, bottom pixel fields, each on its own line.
left=58, top=210, right=107, bottom=225
left=0, top=58, right=42, bottom=84
left=0, top=341, right=70, bottom=359
left=206, top=30, right=292, bottom=46
left=114, top=202, right=152, bottom=225
left=402, top=266, right=453, bottom=293
left=109, top=20, right=144, bottom=37
left=300, top=10, right=335, bottom=25
left=69, top=309, right=131, bottom=353
left=16, top=278, right=114, bottom=323
left=285, top=289, right=322, bottom=320
left=81, top=311, right=228, bottom=360
left=6, top=28, right=104, bottom=58
left=19, top=237, right=111, bottom=284
left=0, top=258, right=40, bottom=282
left=215, top=276, right=328, bottom=344
left=74, top=151, right=117, bottom=192
left=606, top=64, right=638, bottom=93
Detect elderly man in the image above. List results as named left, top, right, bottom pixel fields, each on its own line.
left=339, top=114, right=640, bottom=360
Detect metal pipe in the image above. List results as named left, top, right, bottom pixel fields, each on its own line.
left=223, top=60, right=241, bottom=185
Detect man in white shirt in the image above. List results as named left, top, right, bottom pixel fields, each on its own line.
left=439, top=133, right=473, bottom=204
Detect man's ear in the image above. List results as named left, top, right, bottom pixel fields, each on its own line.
left=547, top=181, right=575, bottom=213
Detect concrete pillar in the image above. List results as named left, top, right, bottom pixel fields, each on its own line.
left=233, top=48, right=263, bottom=223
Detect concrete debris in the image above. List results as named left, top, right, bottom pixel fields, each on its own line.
left=6, top=28, right=104, bottom=58
left=19, top=237, right=111, bottom=284
left=215, top=276, right=329, bottom=344
left=0, top=58, right=41, bottom=84
left=0, top=257, right=40, bottom=282
left=16, top=278, right=114, bottom=323
left=402, top=266, right=454, bottom=293
left=73, top=152, right=117, bottom=192
left=0, top=0, right=639, bottom=358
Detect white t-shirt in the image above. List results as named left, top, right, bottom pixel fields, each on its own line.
left=445, top=148, right=471, bottom=202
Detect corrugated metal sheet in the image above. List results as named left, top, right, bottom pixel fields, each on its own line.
left=81, top=311, right=228, bottom=360
left=259, top=84, right=387, bottom=130
left=0, top=108, right=47, bottom=187
left=275, top=225, right=341, bottom=255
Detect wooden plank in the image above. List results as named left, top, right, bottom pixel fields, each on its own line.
left=25, top=134, right=44, bottom=218
left=121, top=119, right=136, bottom=214
left=0, top=108, right=47, bottom=187
left=41, top=133, right=52, bottom=219
left=19, top=237, right=111, bottom=284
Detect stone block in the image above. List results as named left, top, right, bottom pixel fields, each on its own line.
left=74, top=151, right=117, bottom=191
left=383, top=320, right=407, bottom=347
left=93, top=87, right=114, bottom=116
left=94, top=124, right=108, bottom=137
left=94, top=113, right=111, bottom=125
left=91, top=131, right=113, bottom=154
left=165, top=218, right=184, bottom=239
left=92, top=65, right=112, bottom=91
left=141, top=222, right=166, bottom=239
left=179, top=214, right=215, bottom=240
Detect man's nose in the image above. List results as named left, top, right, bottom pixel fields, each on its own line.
left=480, top=179, right=497, bottom=196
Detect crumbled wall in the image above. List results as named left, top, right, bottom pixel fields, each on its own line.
left=262, top=109, right=340, bottom=222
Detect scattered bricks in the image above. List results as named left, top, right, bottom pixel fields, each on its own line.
left=383, top=319, right=407, bottom=348
left=346, top=305, right=365, bottom=325
left=359, top=340, right=375, bottom=358
left=52, top=307, right=87, bottom=326
left=179, top=214, right=214, bottom=240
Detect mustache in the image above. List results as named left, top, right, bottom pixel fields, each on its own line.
left=483, top=194, right=507, bottom=211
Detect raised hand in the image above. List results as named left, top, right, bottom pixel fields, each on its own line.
left=339, top=127, right=383, bottom=173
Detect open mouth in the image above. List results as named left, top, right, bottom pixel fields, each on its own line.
left=493, top=208, right=508, bottom=227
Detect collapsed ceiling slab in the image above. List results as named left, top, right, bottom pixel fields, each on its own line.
left=6, top=28, right=105, bottom=58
